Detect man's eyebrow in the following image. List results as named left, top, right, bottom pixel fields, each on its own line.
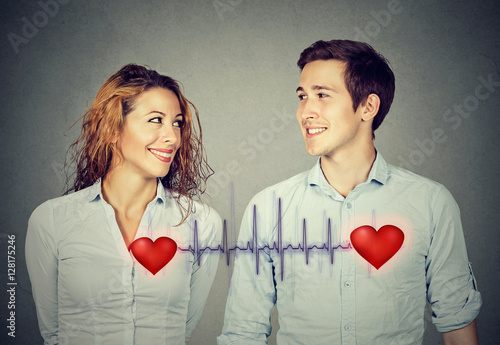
left=296, top=85, right=336, bottom=93
left=312, top=85, right=336, bottom=92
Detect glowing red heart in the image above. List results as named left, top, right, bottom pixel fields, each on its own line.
left=350, top=225, right=404, bottom=269
left=129, top=237, right=177, bottom=275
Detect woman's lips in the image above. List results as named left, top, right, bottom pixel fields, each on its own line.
left=149, top=148, right=173, bottom=162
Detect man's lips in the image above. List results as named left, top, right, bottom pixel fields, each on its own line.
left=305, top=127, right=327, bottom=138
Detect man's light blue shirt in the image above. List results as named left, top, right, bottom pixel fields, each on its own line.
left=26, top=179, right=222, bottom=345
left=218, top=152, right=481, bottom=345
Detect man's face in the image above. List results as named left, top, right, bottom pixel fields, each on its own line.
left=296, top=59, right=366, bottom=158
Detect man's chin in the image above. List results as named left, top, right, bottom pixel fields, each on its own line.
left=305, top=146, right=323, bottom=157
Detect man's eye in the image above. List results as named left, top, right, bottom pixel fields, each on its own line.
left=318, top=93, right=328, bottom=98
left=149, top=117, right=162, bottom=124
left=298, top=94, right=307, bottom=100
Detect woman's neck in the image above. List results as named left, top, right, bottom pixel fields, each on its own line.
left=101, top=168, right=158, bottom=217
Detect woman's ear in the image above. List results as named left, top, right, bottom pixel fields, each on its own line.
left=108, top=127, right=120, bottom=145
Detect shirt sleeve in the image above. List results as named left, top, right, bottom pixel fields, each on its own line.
left=25, top=200, right=59, bottom=345
left=425, top=186, right=482, bottom=333
left=217, top=198, right=277, bottom=345
left=185, top=208, right=223, bottom=343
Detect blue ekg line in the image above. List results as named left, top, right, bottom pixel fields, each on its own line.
left=178, top=198, right=353, bottom=280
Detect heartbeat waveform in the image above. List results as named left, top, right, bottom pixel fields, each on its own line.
left=178, top=198, right=352, bottom=280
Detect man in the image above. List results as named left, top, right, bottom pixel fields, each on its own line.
left=217, top=40, right=481, bottom=345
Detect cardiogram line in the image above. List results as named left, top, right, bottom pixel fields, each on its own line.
left=178, top=198, right=352, bottom=280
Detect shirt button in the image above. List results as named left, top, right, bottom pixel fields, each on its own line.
left=344, top=281, right=351, bottom=288
left=126, top=292, right=132, bottom=298
left=344, top=324, right=352, bottom=331
left=346, top=203, right=352, bottom=209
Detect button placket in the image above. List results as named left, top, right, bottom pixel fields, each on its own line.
left=341, top=198, right=356, bottom=344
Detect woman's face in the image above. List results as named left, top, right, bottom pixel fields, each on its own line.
left=114, top=87, right=183, bottom=179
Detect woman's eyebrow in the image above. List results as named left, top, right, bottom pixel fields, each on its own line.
left=144, top=110, right=166, bottom=117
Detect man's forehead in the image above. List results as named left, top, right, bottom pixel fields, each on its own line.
left=298, top=60, right=346, bottom=90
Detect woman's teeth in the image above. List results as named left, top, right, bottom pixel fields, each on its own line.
left=150, top=149, right=171, bottom=158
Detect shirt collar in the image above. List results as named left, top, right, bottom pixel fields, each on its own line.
left=85, top=180, right=102, bottom=202
left=307, top=148, right=389, bottom=188
left=155, top=179, right=168, bottom=207
left=366, top=149, right=389, bottom=185
left=84, top=178, right=168, bottom=207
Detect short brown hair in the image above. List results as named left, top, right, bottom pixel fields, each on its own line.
left=297, top=40, right=395, bottom=137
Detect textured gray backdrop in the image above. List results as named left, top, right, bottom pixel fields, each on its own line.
left=1, top=0, right=499, bottom=344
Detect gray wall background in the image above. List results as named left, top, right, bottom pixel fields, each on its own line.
left=1, top=0, right=499, bottom=344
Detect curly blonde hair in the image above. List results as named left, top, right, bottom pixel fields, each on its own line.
left=65, top=63, right=213, bottom=223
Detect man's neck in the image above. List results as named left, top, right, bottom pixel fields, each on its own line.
left=320, top=143, right=376, bottom=198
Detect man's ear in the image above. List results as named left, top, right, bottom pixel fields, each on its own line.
left=361, top=93, right=380, bottom=122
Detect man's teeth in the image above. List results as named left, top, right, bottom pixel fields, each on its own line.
left=150, top=149, right=171, bottom=158
left=308, top=128, right=326, bottom=134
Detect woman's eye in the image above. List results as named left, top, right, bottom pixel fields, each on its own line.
left=173, top=119, right=184, bottom=128
left=149, top=117, right=162, bottom=124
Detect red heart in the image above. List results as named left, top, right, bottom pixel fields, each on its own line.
left=350, top=225, right=404, bottom=270
left=129, top=237, right=177, bottom=275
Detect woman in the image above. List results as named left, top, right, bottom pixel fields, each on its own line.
left=26, top=64, right=221, bottom=345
